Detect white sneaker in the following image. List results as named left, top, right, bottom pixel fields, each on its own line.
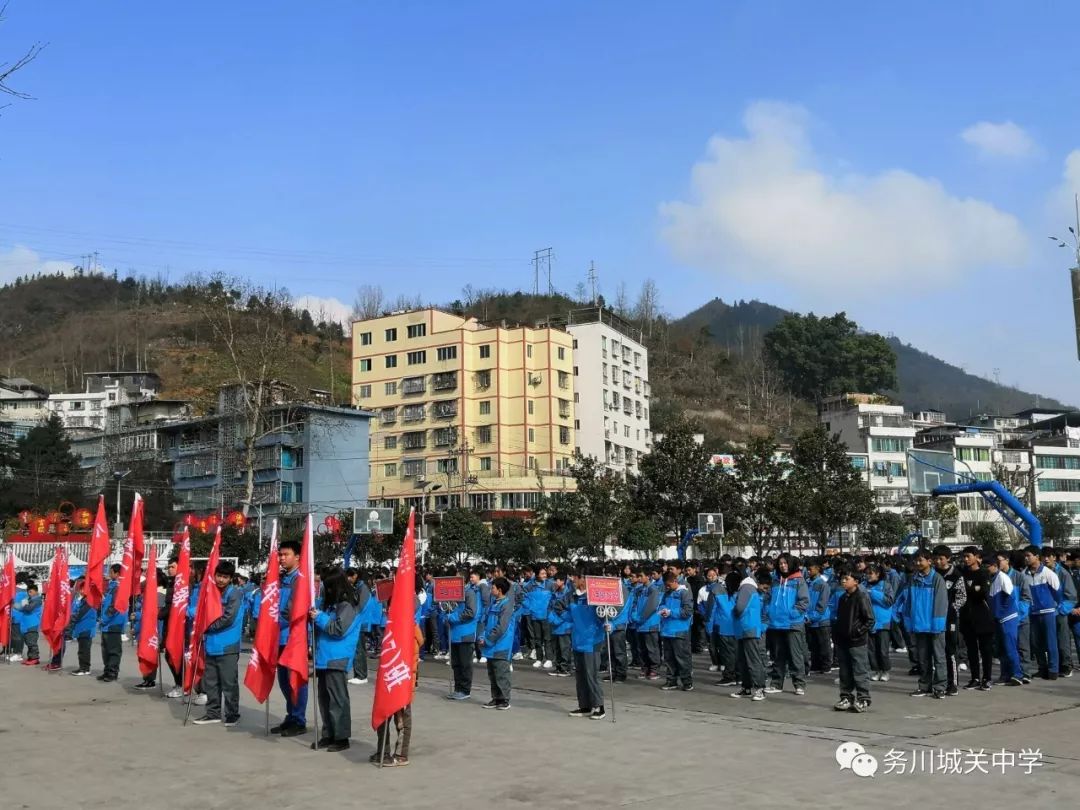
left=763, top=686, right=782, bottom=694
left=512, top=652, right=524, bottom=660
left=446, top=659, right=452, bottom=666
left=708, top=665, right=719, bottom=672
left=880, top=672, right=890, bottom=682
left=870, top=672, right=881, bottom=682
left=542, top=660, right=553, bottom=670
left=895, top=647, right=907, bottom=653
left=8, top=654, right=22, bottom=663
left=193, top=693, right=208, bottom=706
left=166, top=687, right=184, bottom=699
left=478, top=657, right=487, bottom=664
left=348, top=677, right=368, bottom=685
left=532, top=660, right=543, bottom=668
left=121, top=634, right=130, bottom=642
left=959, top=663, right=968, bottom=672
left=529, top=650, right=537, bottom=660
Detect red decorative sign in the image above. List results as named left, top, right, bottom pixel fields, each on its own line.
left=585, top=576, right=624, bottom=607
left=432, top=576, right=465, bottom=603
left=226, top=510, right=246, bottom=529
left=374, top=579, right=394, bottom=603
left=75, top=508, right=93, bottom=529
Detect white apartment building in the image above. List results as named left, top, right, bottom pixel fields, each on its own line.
left=566, top=307, right=651, bottom=475
left=821, top=394, right=914, bottom=514
left=47, top=371, right=162, bottom=432
left=1031, top=440, right=1080, bottom=539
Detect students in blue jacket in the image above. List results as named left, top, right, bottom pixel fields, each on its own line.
left=6, top=580, right=28, bottom=661
left=1045, top=547, right=1077, bottom=676
left=523, top=567, right=556, bottom=669
left=345, top=568, right=373, bottom=685
left=659, top=571, right=694, bottom=691
left=1024, top=545, right=1061, bottom=679
left=902, top=549, right=948, bottom=698
left=470, top=568, right=492, bottom=664
left=307, top=567, right=363, bottom=751
left=766, top=554, right=809, bottom=695
left=707, top=571, right=738, bottom=685
left=482, top=577, right=516, bottom=710
left=17, top=581, right=43, bottom=665
left=999, top=550, right=1031, bottom=683
left=862, top=564, right=894, bottom=682
left=99, top=565, right=126, bottom=682
left=547, top=573, right=574, bottom=676
left=805, top=559, right=832, bottom=675
left=632, top=568, right=663, bottom=681
left=554, top=569, right=608, bottom=719
left=730, top=569, right=768, bottom=701
left=273, top=539, right=308, bottom=736
left=193, top=560, right=246, bottom=727
left=442, top=572, right=479, bottom=700
left=69, top=577, right=97, bottom=675
left=986, top=554, right=1023, bottom=686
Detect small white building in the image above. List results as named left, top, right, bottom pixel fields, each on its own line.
left=47, top=371, right=162, bottom=432
left=566, top=307, right=651, bottom=475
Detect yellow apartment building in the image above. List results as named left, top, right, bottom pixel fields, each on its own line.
left=351, top=308, right=577, bottom=513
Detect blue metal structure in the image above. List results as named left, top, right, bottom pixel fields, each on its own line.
left=678, top=529, right=698, bottom=561
left=932, top=480, right=1042, bottom=547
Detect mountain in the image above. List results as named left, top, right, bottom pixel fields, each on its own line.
left=674, top=298, right=1069, bottom=420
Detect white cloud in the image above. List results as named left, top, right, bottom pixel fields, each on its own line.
left=960, top=120, right=1036, bottom=159
left=294, top=294, right=353, bottom=333
left=660, top=101, right=1028, bottom=295
left=0, top=245, right=76, bottom=283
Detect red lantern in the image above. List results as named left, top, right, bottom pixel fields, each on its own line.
left=33, top=517, right=47, bottom=534
left=226, top=510, right=246, bottom=529
left=17, top=509, right=31, bottom=526
left=207, top=513, right=221, bottom=527
left=58, top=522, right=70, bottom=536
left=183, top=514, right=196, bottom=526
left=323, top=515, right=342, bottom=535
left=75, top=508, right=92, bottom=528
left=46, top=511, right=62, bottom=525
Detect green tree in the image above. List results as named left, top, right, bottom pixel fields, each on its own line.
left=618, top=518, right=666, bottom=558
left=1035, top=504, right=1073, bottom=546
left=864, top=511, right=907, bottom=553
left=536, top=456, right=630, bottom=560
left=0, top=413, right=84, bottom=515
left=911, top=497, right=959, bottom=539
left=732, top=436, right=790, bottom=557
left=763, top=312, right=896, bottom=411
left=785, top=425, right=875, bottom=553
left=429, top=507, right=490, bottom=565
left=488, top=516, right=540, bottom=566
left=969, top=522, right=1008, bottom=552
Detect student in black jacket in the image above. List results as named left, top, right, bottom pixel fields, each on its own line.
left=959, top=547, right=996, bottom=690
left=833, top=567, right=874, bottom=713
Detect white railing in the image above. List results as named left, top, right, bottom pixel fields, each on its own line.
left=1, top=538, right=178, bottom=572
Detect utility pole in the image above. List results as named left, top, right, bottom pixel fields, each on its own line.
left=532, top=248, right=553, bottom=296
left=587, top=261, right=598, bottom=305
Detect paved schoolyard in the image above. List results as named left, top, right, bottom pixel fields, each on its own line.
left=4, top=644, right=1080, bottom=808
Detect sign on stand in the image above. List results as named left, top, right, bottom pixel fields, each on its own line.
left=433, top=576, right=464, bottom=604
left=374, top=579, right=394, bottom=603
left=585, top=576, right=622, bottom=723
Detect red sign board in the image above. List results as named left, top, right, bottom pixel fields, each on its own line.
left=432, top=576, right=465, bottom=602
left=374, top=578, right=394, bottom=603
left=585, top=576, right=624, bottom=607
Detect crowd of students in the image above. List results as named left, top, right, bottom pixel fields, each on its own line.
left=5, top=540, right=1080, bottom=758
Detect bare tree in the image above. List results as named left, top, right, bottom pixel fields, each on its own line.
left=0, top=3, right=46, bottom=106
left=389, top=292, right=423, bottom=311
left=613, top=281, right=629, bottom=316
left=633, top=278, right=660, bottom=337
left=351, top=284, right=384, bottom=321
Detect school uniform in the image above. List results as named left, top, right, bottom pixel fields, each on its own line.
left=523, top=577, right=555, bottom=664
left=18, top=593, right=43, bottom=661
left=864, top=579, right=894, bottom=674
left=806, top=574, right=832, bottom=673
left=314, top=599, right=363, bottom=741
left=659, top=584, right=694, bottom=689
left=1026, top=564, right=1061, bottom=677
left=989, top=570, right=1022, bottom=682
left=766, top=572, right=809, bottom=691
left=444, top=585, right=479, bottom=697
left=1053, top=562, right=1076, bottom=674
left=560, top=589, right=605, bottom=711
left=548, top=584, right=574, bottom=674
left=352, top=580, right=373, bottom=681
left=903, top=569, right=948, bottom=695
left=707, top=586, right=738, bottom=681
left=202, top=584, right=246, bottom=722
left=277, top=568, right=309, bottom=729
left=99, top=580, right=126, bottom=679
left=632, top=580, right=663, bottom=678
left=483, top=595, right=515, bottom=705
left=70, top=594, right=98, bottom=672
left=732, top=577, right=765, bottom=692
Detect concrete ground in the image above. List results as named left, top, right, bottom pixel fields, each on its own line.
left=5, top=643, right=1080, bottom=809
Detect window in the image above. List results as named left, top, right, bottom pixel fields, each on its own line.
left=407, top=350, right=426, bottom=365
left=385, top=355, right=397, bottom=369
left=558, top=371, right=569, bottom=389
left=437, top=458, right=458, bottom=474
left=1038, top=479, right=1080, bottom=493
left=479, top=401, right=491, bottom=415
left=281, top=448, right=304, bottom=469
left=475, top=369, right=491, bottom=388
left=281, top=481, right=293, bottom=503
left=432, top=400, right=457, bottom=419
left=477, top=425, right=492, bottom=444
left=359, top=359, right=372, bottom=372
left=528, top=400, right=534, bottom=415
left=479, top=344, right=491, bottom=359
left=529, top=456, right=537, bottom=470
left=357, top=385, right=372, bottom=399
left=402, top=376, right=425, bottom=395
left=871, top=437, right=911, bottom=453
left=559, top=426, right=570, bottom=445
left=871, top=461, right=907, bottom=478
left=71, top=401, right=85, bottom=411
left=470, top=492, right=497, bottom=510
left=956, top=447, right=991, bottom=463
left=526, top=344, right=533, bottom=358
left=432, top=371, right=457, bottom=390
left=479, top=457, right=492, bottom=471
left=403, top=404, right=425, bottom=422
left=402, top=459, right=425, bottom=477
left=575, top=419, right=580, bottom=430
left=557, top=347, right=565, bottom=360
left=360, top=332, right=372, bottom=346
left=384, top=463, right=397, bottom=478
left=384, top=436, right=397, bottom=450
left=403, top=431, right=426, bottom=450
left=437, top=346, right=457, bottom=362
left=572, top=339, right=578, bottom=349
left=1036, top=455, right=1080, bottom=470
left=528, top=428, right=535, bottom=443
left=624, top=425, right=630, bottom=438
left=434, top=427, right=458, bottom=447
left=384, top=382, right=398, bottom=396
left=558, top=398, right=570, bottom=418
left=385, top=328, right=397, bottom=342
left=407, top=323, right=426, bottom=338
left=573, top=366, right=578, bottom=376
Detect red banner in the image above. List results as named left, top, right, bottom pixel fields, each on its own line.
left=0, top=554, right=13, bottom=649
left=278, top=514, right=314, bottom=702
left=137, top=565, right=160, bottom=678
left=41, top=546, right=71, bottom=655
left=585, top=576, right=624, bottom=607
left=86, top=497, right=110, bottom=611
left=375, top=579, right=394, bottom=603
left=432, top=576, right=465, bottom=602
left=183, top=527, right=223, bottom=694
left=371, top=509, right=417, bottom=731
left=164, top=529, right=191, bottom=673
left=244, top=522, right=281, bottom=703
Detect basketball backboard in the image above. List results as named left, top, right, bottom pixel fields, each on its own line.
left=353, top=507, right=394, bottom=535
left=697, top=513, right=724, bottom=535
left=907, top=449, right=958, bottom=496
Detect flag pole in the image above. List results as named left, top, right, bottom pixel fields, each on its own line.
left=265, top=696, right=270, bottom=737
left=182, top=637, right=204, bottom=727
left=157, top=645, right=165, bottom=695
left=310, top=621, right=320, bottom=749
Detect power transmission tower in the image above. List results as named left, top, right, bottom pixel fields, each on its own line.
left=587, top=261, right=598, bottom=304
left=532, top=248, right=553, bottom=296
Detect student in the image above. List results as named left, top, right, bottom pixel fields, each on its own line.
left=308, top=567, right=363, bottom=751
left=346, top=567, right=372, bottom=686
left=5, top=575, right=28, bottom=662
left=68, top=577, right=97, bottom=675
left=659, top=570, right=694, bottom=691
left=1024, top=545, right=1061, bottom=680
left=99, top=564, right=126, bottom=682
left=805, top=559, right=832, bottom=675
left=959, top=546, right=995, bottom=690
left=833, top=567, right=873, bottom=712
left=558, top=569, right=608, bottom=719
left=482, top=576, right=515, bottom=710
left=193, top=561, right=245, bottom=727
left=1044, top=547, right=1077, bottom=677
left=999, top=551, right=1031, bottom=683
left=699, top=567, right=721, bottom=672
left=864, top=564, right=894, bottom=682
left=606, top=574, right=632, bottom=683
left=765, top=553, right=809, bottom=696
left=547, top=571, right=574, bottom=677
left=17, top=581, right=42, bottom=666
left=442, top=569, right=479, bottom=700
left=135, top=570, right=167, bottom=689
left=986, top=554, right=1023, bottom=686
left=730, top=568, right=769, bottom=701
left=471, top=567, right=492, bottom=663
left=710, top=570, right=739, bottom=686
left=932, top=545, right=966, bottom=695
left=523, top=567, right=555, bottom=669
left=904, top=549, right=948, bottom=699
left=160, top=558, right=184, bottom=697
left=633, top=568, right=663, bottom=681
left=272, top=540, right=308, bottom=736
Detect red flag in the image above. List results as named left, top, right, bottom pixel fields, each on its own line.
left=137, top=564, right=161, bottom=678
left=164, top=528, right=191, bottom=672
left=372, top=508, right=418, bottom=731
left=278, top=514, right=314, bottom=701
left=114, top=494, right=144, bottom=614
left=41, top=546, right=71, bottom=655
left=183, top=526, right=223, bottom=694
left=0, top=553, right=16, bottom=649
left=244, top=520, right=281, bottom=703
left=86, top=496, right=110, bottom=611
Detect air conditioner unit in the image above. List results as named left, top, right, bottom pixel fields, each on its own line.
left=529, top=374, right=542, bottom=385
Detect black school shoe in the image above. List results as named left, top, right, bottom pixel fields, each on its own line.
left=279, top=725, right=308, bottom=737
left=134, top=681, right=156, bottom=690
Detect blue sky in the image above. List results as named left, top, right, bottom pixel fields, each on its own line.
left=2, top=2, right=1080, bottom=405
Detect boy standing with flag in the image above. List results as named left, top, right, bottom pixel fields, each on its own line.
left=99, top=564, right=126, bottom=682
left=69, top=578, right=96, bottom=675
left=194, top=560, right=246, bottom=727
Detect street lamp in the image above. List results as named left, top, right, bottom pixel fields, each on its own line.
left=113, top=469, right=131, bottom=537
left=415, top=479, right=442, bottom=564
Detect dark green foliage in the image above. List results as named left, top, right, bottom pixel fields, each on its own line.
left=0, top=413, right=84, bottom=514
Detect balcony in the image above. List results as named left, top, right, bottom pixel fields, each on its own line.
left=434, top=427, right=458, bottom=447
left=559, top=407, right=571, bottom=419
left=380, top=408, right=397, bottom=425
left=474, top=370, right=491, bottom=390
left=402, top=460, right=425, bottom=477
left=401, top=376, right=425, bottom=395
left=433, top=371, right=457, bottom=391
left=402, top=432, right=426, bottom=451
left=402, top=405, right=425, bottom=423
left=432, top=400, right=458, bottom=419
